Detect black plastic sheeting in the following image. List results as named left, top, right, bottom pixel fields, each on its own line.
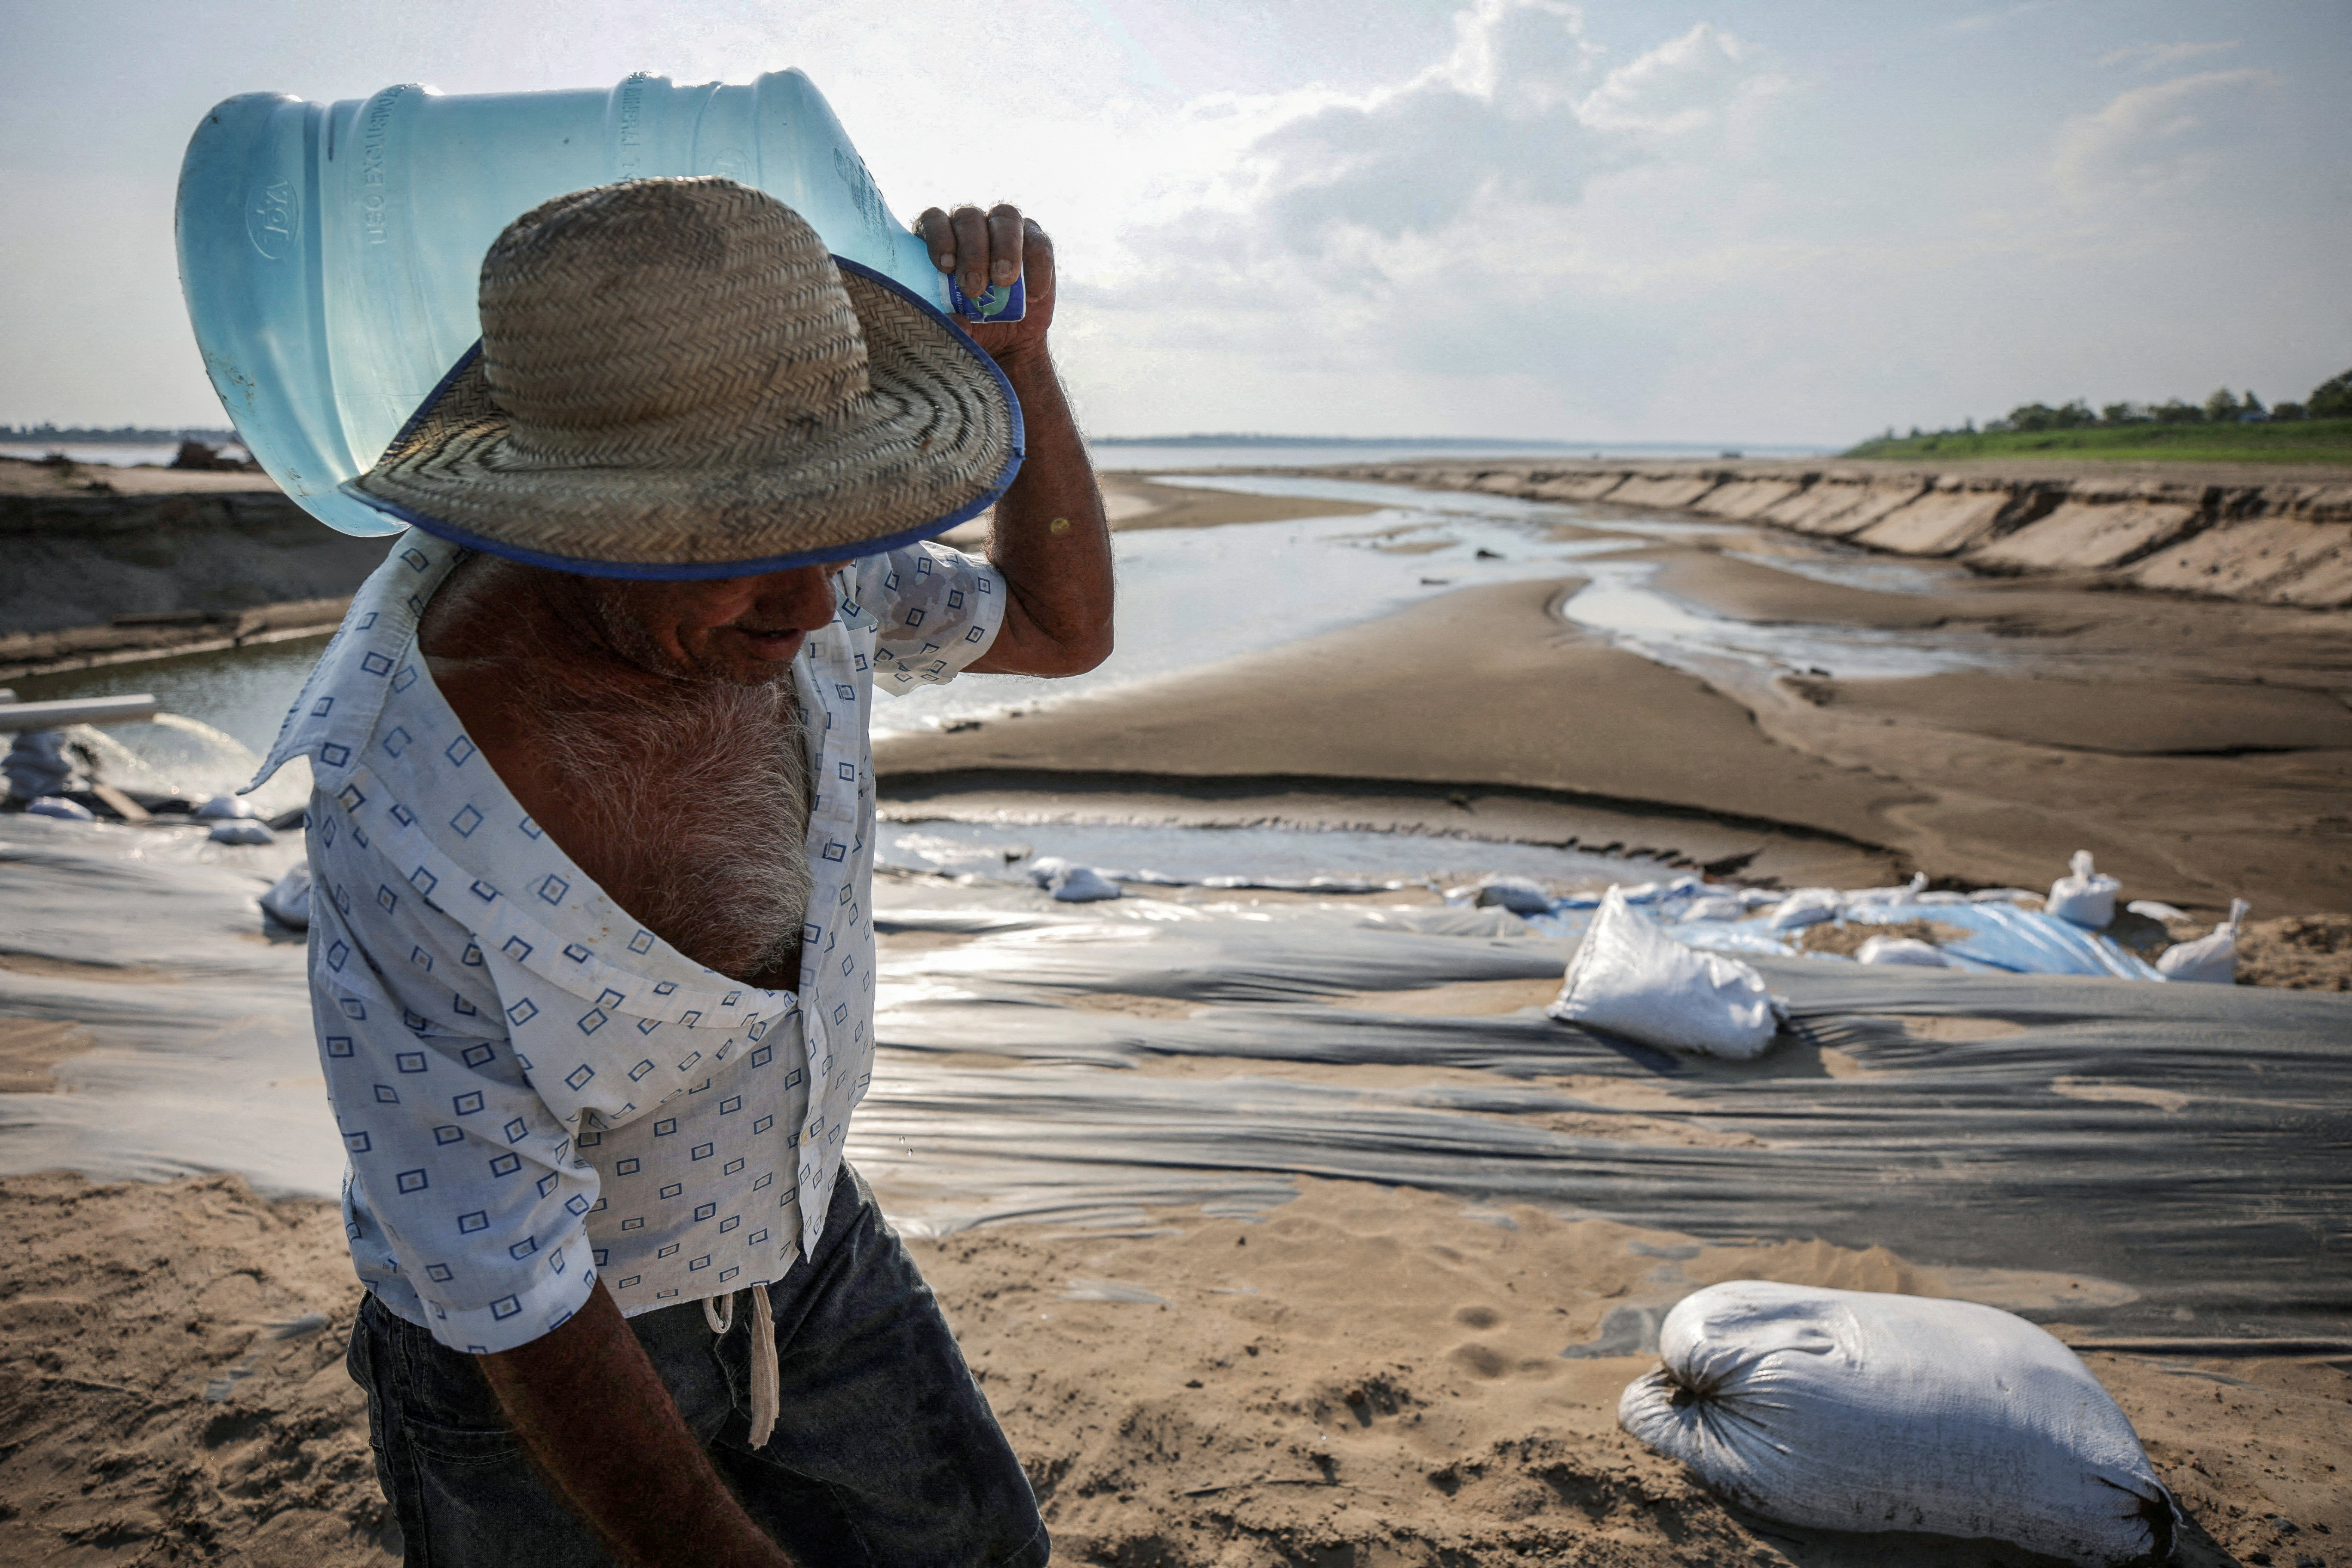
left=0, top=818, right=328, bottom=1194
left=3, top=818, right=2345, bottom=1350
left=865, top=898, right=2351, bottom=1347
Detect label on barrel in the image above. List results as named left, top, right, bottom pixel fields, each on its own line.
left=949, top=274, right=1026, bottom=325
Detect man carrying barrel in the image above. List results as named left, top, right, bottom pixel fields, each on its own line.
left=247, top=178, right=1110, bottom=1566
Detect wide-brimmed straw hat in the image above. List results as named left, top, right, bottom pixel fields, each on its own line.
left=341, top=177, right=1022, bottom=579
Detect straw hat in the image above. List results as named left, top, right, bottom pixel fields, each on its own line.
left=341, top=178, right=1022, bottom=579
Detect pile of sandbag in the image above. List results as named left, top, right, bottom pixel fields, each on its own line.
left=2046, top=851, right=2122, bottom=928
left=1619, top=1280, right=2177, bottom=1566
left=2156, top=898, right=2249, bottom=984
left=1549, top=888, right=1784, bottom=1059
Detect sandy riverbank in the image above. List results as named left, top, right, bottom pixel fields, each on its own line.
left=1276, top=457, right=2352, bottom=609
left=934, top=472, right=1381, bottom=550
left=0, top=456, right=377, bottom=675
left=4, top=1170, right=2340, bottom=1568
left=876, top=539, right=2352, bottom=917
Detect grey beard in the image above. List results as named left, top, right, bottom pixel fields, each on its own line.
left=526, top=676, right=814, bottom=984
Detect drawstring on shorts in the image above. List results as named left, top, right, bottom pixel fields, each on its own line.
left=701, top=1288, right=780, bottom=1448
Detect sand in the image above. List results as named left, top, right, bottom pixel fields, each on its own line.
left=0, top=455, right=274, bottom=499
left=878, top=521, right=2352, bottom=920
left=935, top=474, right=1381, bottom=552
left=879, top=579, right=1914, bottom=865
left=1787, top=670, right=2352, bottom=756
left=2235, top=913, right=2352, bottom=991
left=4, top=1170, right=2340, bottom=1568
left=1101, top=473, right=1383, bottom=532
left=1639, top=550, right=1957, bottom=630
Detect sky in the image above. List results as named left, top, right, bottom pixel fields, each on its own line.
left=2, top=0, right=2346, bottom=446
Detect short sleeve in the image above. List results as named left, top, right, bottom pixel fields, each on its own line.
left=849, top=540, right=1005, bottom=692
left=309, top=794, right=599, bottom=1352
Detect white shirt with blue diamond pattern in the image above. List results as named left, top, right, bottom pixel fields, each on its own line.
left=248, top=530, right=1003, bottom=1354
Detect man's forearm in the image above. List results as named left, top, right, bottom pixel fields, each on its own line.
left=979, top=346, right=1114, bottom=674
left=481, top=1282, right=794, bottom=1568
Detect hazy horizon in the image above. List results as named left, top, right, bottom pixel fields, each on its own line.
left=3, top=0, right=2346, bottom=447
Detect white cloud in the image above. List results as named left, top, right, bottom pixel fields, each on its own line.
left=1204, top=0, right=1619, bottom=255
left=2051, top=68, right=2279, bottom=203
left=1578, top=22, right=1784, bottom=139
left=2096, top=40, right=2241, bottom=71
left=1106, top=3, right=1778, bottom=282
left=1053, top=2, right=1816, bottom=438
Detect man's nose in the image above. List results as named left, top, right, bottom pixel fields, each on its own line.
left=746, top=565, right=841, bottom=632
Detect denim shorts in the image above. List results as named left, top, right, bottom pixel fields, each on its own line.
left=347, top=1165, right=1047, bottom=1568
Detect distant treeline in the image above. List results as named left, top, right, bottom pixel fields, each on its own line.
left=1088, top=433, right=1580, bottom=448
left=1888, top=368, right=2352, bottom=442
left=1, top=423, right=239, bottom=444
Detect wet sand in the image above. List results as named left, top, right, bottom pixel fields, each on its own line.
left=5, top=1170, right=2339, bottom=1568
left=1102, top=472, right=1383, bottom=531
left=937, top=473, right=1381, bottom=551
left=880, top=518, right=2352, bottom=917
left=880, top=577, right=1913, bottom=857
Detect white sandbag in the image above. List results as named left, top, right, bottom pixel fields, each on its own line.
left=1843, top=871, right=1928, bottom=909
left=1854, top=934, right=1947, bottom=967
left=1550, top=888, right=1782, bottom=1060
left=260, top=864, right=312, bottom=928
left=4, top=731, right=79, bottom=800
left=1051, top=867, right=1121, bottom=903
left=2156, top=898, right=2248, bottom=985
left=1768, top=887, right=1841, bottom=931
left=208, top=819, right=276, bottom=845
left=2046, top=850, right=2119, bottom=928
left=1617, top=876, right=1703, bottom=905
left=2125, top=900, right=2188, bottom=922
left=1473, top=876, right=1553, bottom=915
left=1679, top=895, right=1745, bottom=922
left=1619, top=1281, right=2175, bottom=1566
left=193, top=792, right=255, bottom=821
left=1024, top=858, right=1121, bottom=903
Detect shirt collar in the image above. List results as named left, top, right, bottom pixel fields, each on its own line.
left=247, top=530, right=465, bottom=796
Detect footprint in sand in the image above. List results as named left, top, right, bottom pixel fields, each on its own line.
left=1450, top=1341, right=1510, bottom=1379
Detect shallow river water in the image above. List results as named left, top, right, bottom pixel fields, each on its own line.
left=11, top=471, right=2013, bottom=864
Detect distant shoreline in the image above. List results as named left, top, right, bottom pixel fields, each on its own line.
left=0, top=428, right=238, bottom=445
left=1088, top=432, right=1831, bottom=453
left=1846, top=416, right=2352, bottom=466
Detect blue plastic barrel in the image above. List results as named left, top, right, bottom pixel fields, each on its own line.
left=177, top=71, right=956, bottom=537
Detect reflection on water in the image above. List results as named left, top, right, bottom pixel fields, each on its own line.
left=878, top=502, right=1618, bottom=736
left=9, top=634, right=331, bottom=757
left=1717, top=548, right=1960, bottom=596
left=1556, top=560, right=1995, bottom=681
